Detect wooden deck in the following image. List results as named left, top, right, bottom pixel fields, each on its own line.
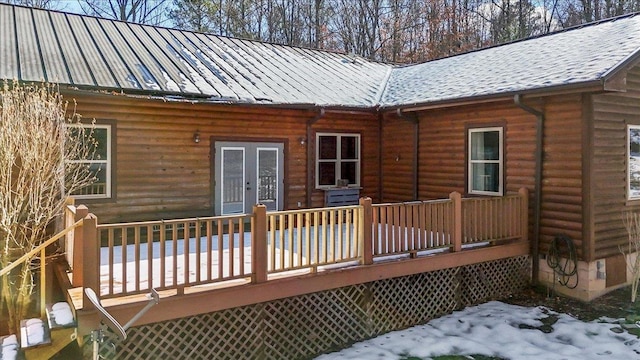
left=62, top=189, right=529, bottom=338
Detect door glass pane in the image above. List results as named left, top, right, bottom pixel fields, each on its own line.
left=258, top=149, right=278, bottom=209
left=222, top=148, right=244, bottom=214
left=472, top=163, right=499, bottom=192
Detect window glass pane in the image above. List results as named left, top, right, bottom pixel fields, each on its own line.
left=340, top=162, right=357, bottom=185
left=341, top=136, right=358, bottom=160
left=471, top=163, right=499, bottom=192
left=630, top=127, right=640, bottom=198
left=471, top=131, right=499, bottom=160
left=319, top=136, right=337, bottom=159
left=72, top=163, right=107, bottom=195
left=92, top=128, right=108, bottom=160
left=319, top=162, right=336, bottom=186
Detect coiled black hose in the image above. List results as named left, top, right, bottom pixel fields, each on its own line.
left=546, top=234, right=578, bottom=289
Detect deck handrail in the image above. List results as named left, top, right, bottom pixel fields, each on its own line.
left=80, top=188, right=529, bottom=300
left=0, top=219, right=83, bottom=277
left=0, top=218, right=83, bottom=317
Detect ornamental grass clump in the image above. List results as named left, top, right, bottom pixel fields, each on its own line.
left=0, top=82, right=96, bottom=335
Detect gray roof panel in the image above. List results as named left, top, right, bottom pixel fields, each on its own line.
left=106, top=20, right=163, bottom=91
left=163, top=29, right=244, bottom=100
left=82, top=16, right=139, bottom=89
left=15, top=7, right=44, bottom=82
left=380, top=15, right=640, bottom=107
left=33, top=10, right=70, bottom=83
left=138, top=26, right=221, bottom=96
left=65, top=15, right=116, bottom=87
left=48, top=12, right=94, bottom=85
left=0, top=5, right=18, bottom=80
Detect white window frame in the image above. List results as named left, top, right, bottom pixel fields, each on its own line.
left=68, top=124, right=112, bottom=199
left=468, top=127, right=503, bottom=196
left=315, top=132, right=361, bottom=189
left=628, top=125, right=640, bottom=200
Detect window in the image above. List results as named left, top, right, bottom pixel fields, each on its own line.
left=68, top=124, right=112, bottom=199
left=468, top=127, right=503, bottom=195
left=316, top=133, right=360, bottom=188
left=629, top=125, right=640, bottom=200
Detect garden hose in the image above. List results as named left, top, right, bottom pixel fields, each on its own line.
left=546, top=234, right=579, bottom=289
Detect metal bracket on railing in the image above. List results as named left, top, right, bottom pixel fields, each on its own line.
left=85, top=287, right=159, bottom=341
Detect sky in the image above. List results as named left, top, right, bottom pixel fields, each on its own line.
left=314, top=301, right=640, bottom=360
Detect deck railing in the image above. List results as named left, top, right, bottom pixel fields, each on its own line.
left=265, top=206, right=362, bottom=273
left=67, top=188, right=528, bottom=300
left=372, top=199, right=454, bottom=258
left=96, top=214, right=252, bottom=298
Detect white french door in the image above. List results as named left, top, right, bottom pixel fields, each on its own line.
left=214, top=141, right=284, bottom=215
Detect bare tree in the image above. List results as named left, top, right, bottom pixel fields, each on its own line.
left=623, top=211, right=640, bottom=302
left=2, top=0, right=63, bottom=9
left=0, top=82, right=96, bottom=334
left=80, top=0, right=169, bottom=25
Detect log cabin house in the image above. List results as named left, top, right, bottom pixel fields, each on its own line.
left=2, top=2, right=640, bottom=330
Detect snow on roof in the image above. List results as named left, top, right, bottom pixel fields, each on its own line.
left=1, top=3, right=640, bottom=109
left=380, top=14, right=640, bottom=108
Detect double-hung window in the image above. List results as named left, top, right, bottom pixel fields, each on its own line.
left=68, top=124, right=112, bottom=199
left=628, top=125, right=640, bottom=200
left=316, top=133, right=360, bottom=188
left=468, top=127, right=503, bottom=195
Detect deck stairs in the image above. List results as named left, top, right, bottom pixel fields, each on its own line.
left=0, top=301, right=77, bottom=360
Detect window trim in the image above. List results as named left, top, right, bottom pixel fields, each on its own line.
left=315, top=132, right=361, bottom=189
left=628, top=125, right=640, bottom=200
left=68, top=123, right=112, bottom=199
left=467, top=126, right=504, bottom=196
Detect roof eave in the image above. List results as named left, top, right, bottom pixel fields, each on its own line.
left=60, top=86, right=379, bottom=113
left=380, top=80, right=607, bottom=113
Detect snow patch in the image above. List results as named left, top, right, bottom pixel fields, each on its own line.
left=315, top=301, right=640, bottom=360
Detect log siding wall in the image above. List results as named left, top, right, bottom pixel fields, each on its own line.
left=591, top=66, right=640, bottom=259
left=382, top=96, right=585, bottom=258
left=67, top=92, right=380, bottom=223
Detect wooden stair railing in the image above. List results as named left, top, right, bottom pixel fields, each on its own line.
left=0, top=219, right=83, bottom=359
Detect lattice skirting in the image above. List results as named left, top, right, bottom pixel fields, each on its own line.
left=95, top=256, right=530, bottom=360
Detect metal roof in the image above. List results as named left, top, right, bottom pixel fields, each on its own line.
left=2, top=4, right=640, bottom=109
left=0, top=4, right=390, bottom=108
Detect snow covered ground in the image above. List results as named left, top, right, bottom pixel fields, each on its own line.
left=315, top=301, right=640, bottom=360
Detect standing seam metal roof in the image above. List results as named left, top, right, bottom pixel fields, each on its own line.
left=2, top=4, right=640, bottom=109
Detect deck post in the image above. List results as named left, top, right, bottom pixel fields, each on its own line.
left=450, top=192, right=462, bottom=252
left=252, top=204, right=268, bottom=283
left=71, top=205, right=89, bottom=287
left=360, top=197, right=373, bottom=265
left=82, top=214, right=99, bottom=311
left=519, top=187, right=529, bottom=242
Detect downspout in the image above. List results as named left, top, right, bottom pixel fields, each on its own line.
left=396, top=109, right=419, bottom=200
left=306, top=108, right=326, bottom=208
left=514, top=94, right=543, bottom=286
